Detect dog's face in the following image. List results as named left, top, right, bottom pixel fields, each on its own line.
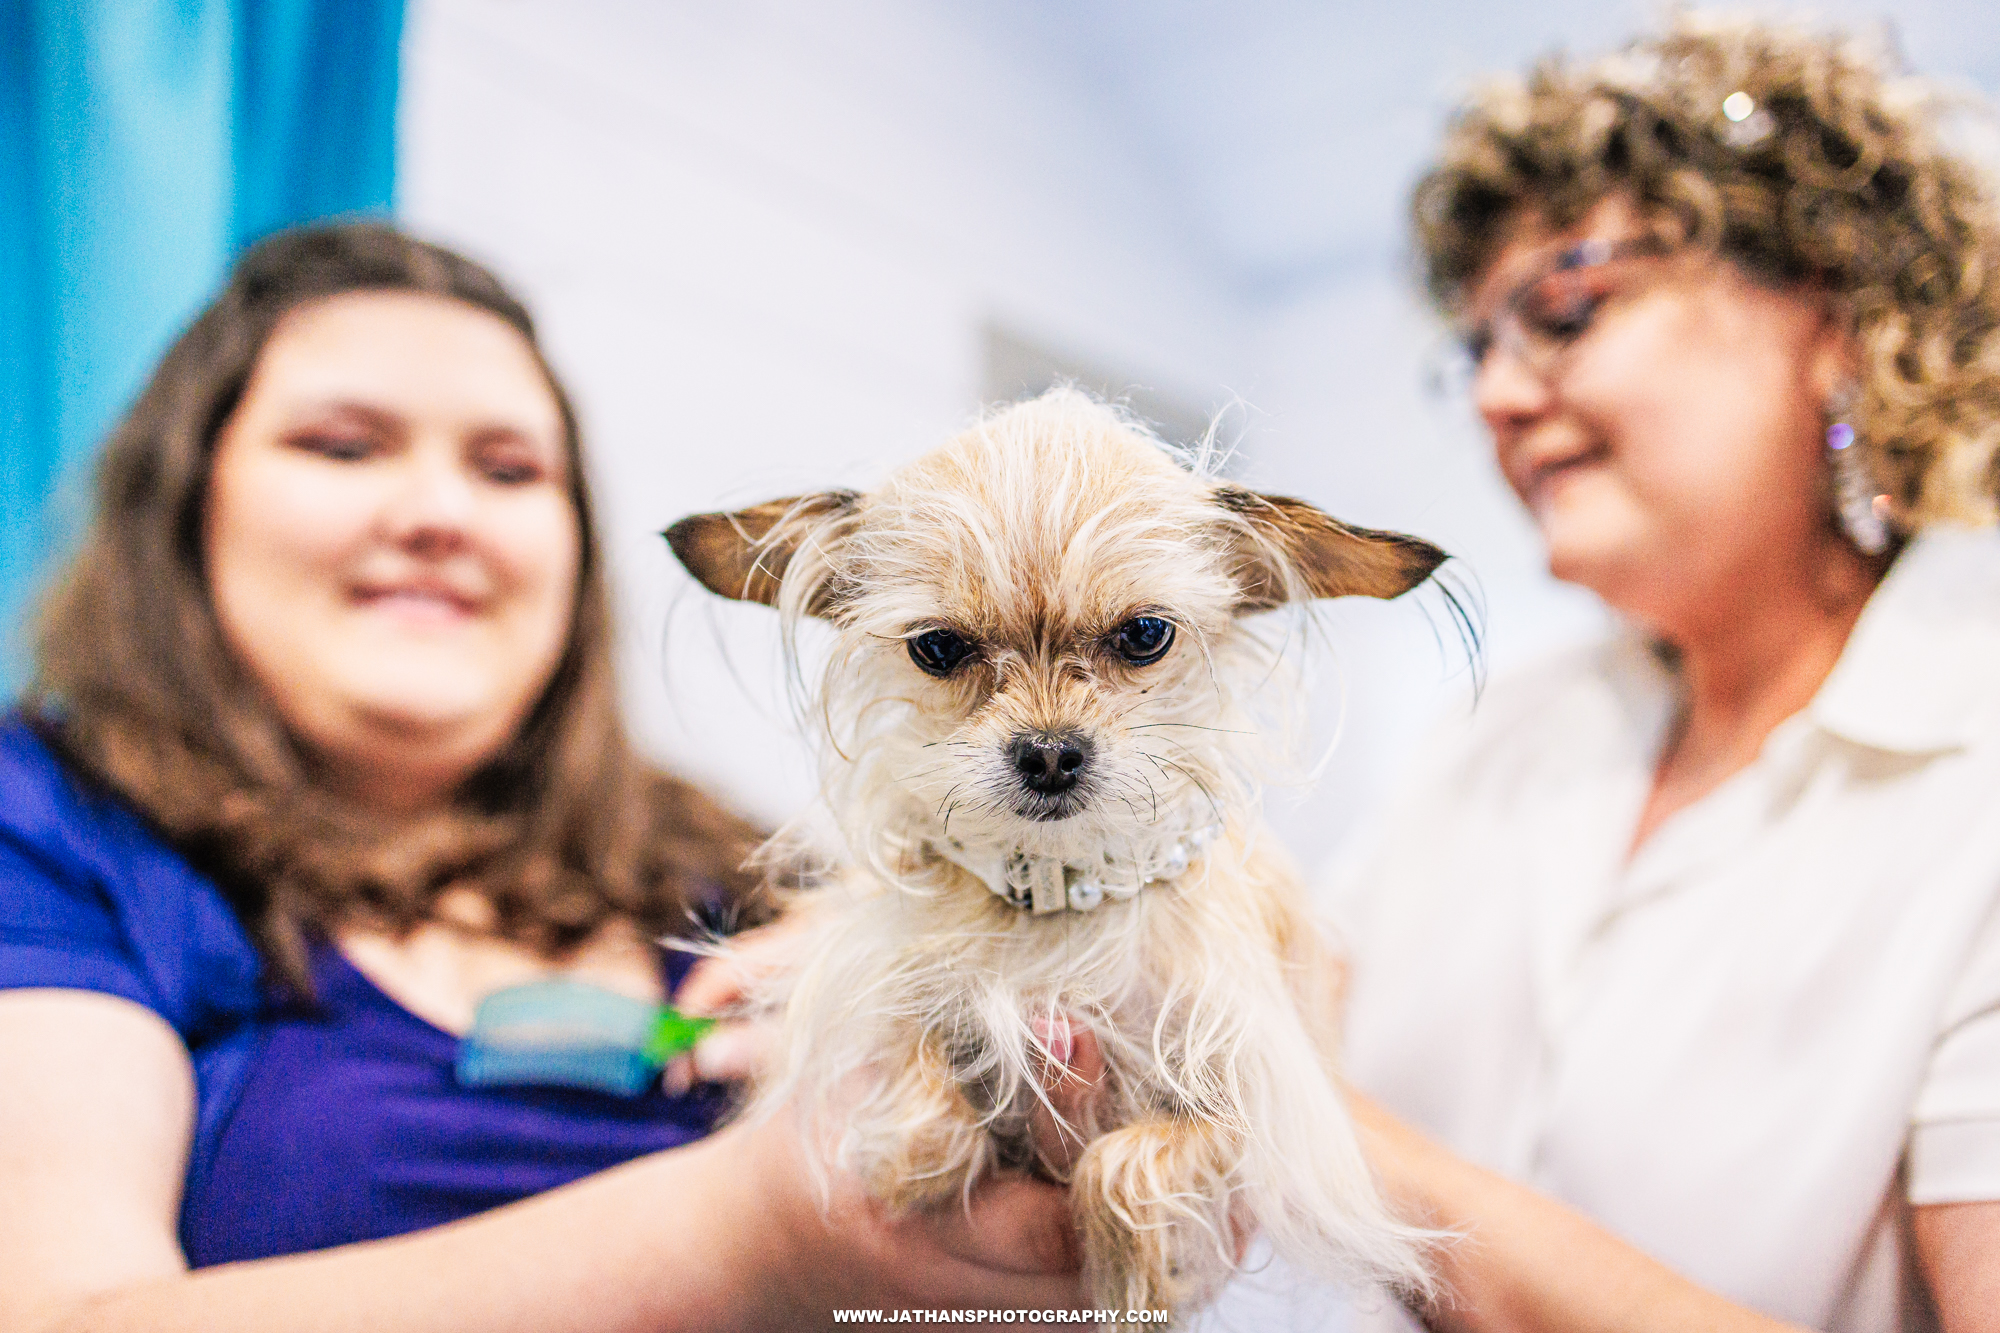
left=668, top=391, right=1443, bottom=867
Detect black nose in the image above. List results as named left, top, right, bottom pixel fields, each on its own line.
left=1009, top=732, right=1092, bottom=795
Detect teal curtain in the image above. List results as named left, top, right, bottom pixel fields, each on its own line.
left=1, top=0, right=404, bottom=687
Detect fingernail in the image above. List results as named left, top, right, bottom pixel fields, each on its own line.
left=1030, top=1015, right=1074, bottom=1067
left=692, top=1027, right=752, bottom=1080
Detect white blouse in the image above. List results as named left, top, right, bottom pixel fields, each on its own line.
left=1328, top=526, right=2000, bottom=1332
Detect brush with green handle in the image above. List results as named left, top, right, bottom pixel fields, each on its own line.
left=455, top=977, right=718, bottom=1096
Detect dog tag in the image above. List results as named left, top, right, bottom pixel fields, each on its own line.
left=1026, top=857, right=1067, bottom=915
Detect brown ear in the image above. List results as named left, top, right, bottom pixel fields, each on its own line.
left=663, top=490, right=860, bottom=611
left=1215, top=485, right=1446, bottom=611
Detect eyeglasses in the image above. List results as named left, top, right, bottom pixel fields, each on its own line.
left=1431, top=236, right=1675, bottom=397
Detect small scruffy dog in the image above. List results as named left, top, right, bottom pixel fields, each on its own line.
left=668, top=390, right=1441, bottom=1318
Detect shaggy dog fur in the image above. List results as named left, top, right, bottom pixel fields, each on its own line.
left=667, top=390, right=1442, bottom=1320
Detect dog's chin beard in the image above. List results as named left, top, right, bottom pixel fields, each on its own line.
left=1011, top=788, right=1090, bottom=823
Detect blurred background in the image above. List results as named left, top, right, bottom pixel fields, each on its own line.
left=8, top=0, right=2000, bottom=876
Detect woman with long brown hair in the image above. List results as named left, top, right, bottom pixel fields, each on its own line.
left=0, top=223, right=1085, bottom=1329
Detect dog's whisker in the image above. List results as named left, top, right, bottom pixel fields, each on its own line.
left=1124, top=722, right=1253, bottom=736
left=1151, top=757, right=1225, bottom=825
left=1136, top=769, right=1160, bottom=821
left=1136, top=752, right=1201, bottom=823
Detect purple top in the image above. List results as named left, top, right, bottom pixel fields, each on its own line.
left=0, top=718, right=726, bottom=1265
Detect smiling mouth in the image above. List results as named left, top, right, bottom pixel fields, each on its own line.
left=352, top=585, right=481, bottom=617
left=1521, top=444, right=1609, bottom=506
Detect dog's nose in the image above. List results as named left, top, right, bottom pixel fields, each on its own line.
left=1009, top=731, right=1092, bottom=795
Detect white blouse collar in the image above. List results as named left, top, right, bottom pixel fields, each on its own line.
left=1810, top=525, right=2000, bottom=755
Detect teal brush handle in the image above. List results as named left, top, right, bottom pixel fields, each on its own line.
left=455, top=978, right=717, bottom=1097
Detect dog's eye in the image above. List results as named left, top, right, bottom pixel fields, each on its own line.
left=1110, top=616, right=1175, bottom=666
left=908, top=628, right=976, bottom=676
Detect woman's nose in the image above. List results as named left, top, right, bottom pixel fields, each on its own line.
left=1472, top=339, right=1556, bottom=430
left=379, top=441, right=477, bottom=552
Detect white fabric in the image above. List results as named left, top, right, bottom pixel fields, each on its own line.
left=1329, top=527, right=2000, bottom=1333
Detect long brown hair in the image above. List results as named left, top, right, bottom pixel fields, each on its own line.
left=28, top=222, right=764, bottom=992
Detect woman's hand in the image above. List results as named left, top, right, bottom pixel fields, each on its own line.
left=664, top=915, right=814, bottom=1093
left=669, top=925, right=1107, bottom=1321
left=723, top=1102, right=1086, bottom=1326
left=1022, top=1014, right=1106, bottom=1181
left=661, top=915, right=1115, bottom=1322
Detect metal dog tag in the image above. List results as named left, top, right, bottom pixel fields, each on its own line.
left=1026, top=856, right=1067, bottom=915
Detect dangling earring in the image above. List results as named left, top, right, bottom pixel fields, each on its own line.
left=1826, top=389, right=1892, bottom=555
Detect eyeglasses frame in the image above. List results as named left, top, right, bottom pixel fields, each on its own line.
left=1448, top=235, right=1680, bottom=392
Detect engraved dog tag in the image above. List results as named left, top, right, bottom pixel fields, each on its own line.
left=1027, top=857, right=1067, bottom=914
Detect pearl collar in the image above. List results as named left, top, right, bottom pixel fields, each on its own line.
left=926, top=824, right=1222, bottom=915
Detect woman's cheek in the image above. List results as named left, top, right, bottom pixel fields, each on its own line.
left=488, top=493, right=581, bottom=669
left=209, top=447, right=379, bottom=640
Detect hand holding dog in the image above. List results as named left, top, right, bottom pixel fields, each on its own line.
left=670, top=916, right=1112, bottom=1326
left=713, top=1105, right=1090, bottom=1329
left=669, top=919, right=1109, bottom=1157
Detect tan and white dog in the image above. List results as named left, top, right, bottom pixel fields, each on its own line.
left=668, top=390, right=1442, bottom=1319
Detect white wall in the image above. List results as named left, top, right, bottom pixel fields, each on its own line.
left=398, top=0, right=1614, bottom=884
left=399, top=0, right=1273, bottom=832
left=1231, top=268, right=1608, bottom=868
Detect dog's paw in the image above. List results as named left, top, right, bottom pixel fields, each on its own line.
left=1072, top=1119, right=1241, bottom=1322
left=855, top=1037, right=991, bottom=1213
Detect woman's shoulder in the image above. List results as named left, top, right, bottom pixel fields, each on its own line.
left=1812, top=526, right=2000, bottom=753
left=0, top=716, right=150, bottom=889
left=0, top=715, right=192, bottom=897
left=3, top=715, right=144, bottom=855
left=0, top=715, right=263, bottom=1040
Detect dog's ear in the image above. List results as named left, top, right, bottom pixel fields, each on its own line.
left=1214, top=485, right=1446, bottom=611
left=664, top=490, right=861, bottom=614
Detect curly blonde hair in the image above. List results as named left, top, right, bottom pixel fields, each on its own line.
left=1412, top=12, right=2000, bottom=528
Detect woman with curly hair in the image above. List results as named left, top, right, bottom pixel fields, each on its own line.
left=1329, top=14, right=2000, bottom=1331
left=0, top=224, right=1087, bottom=1330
